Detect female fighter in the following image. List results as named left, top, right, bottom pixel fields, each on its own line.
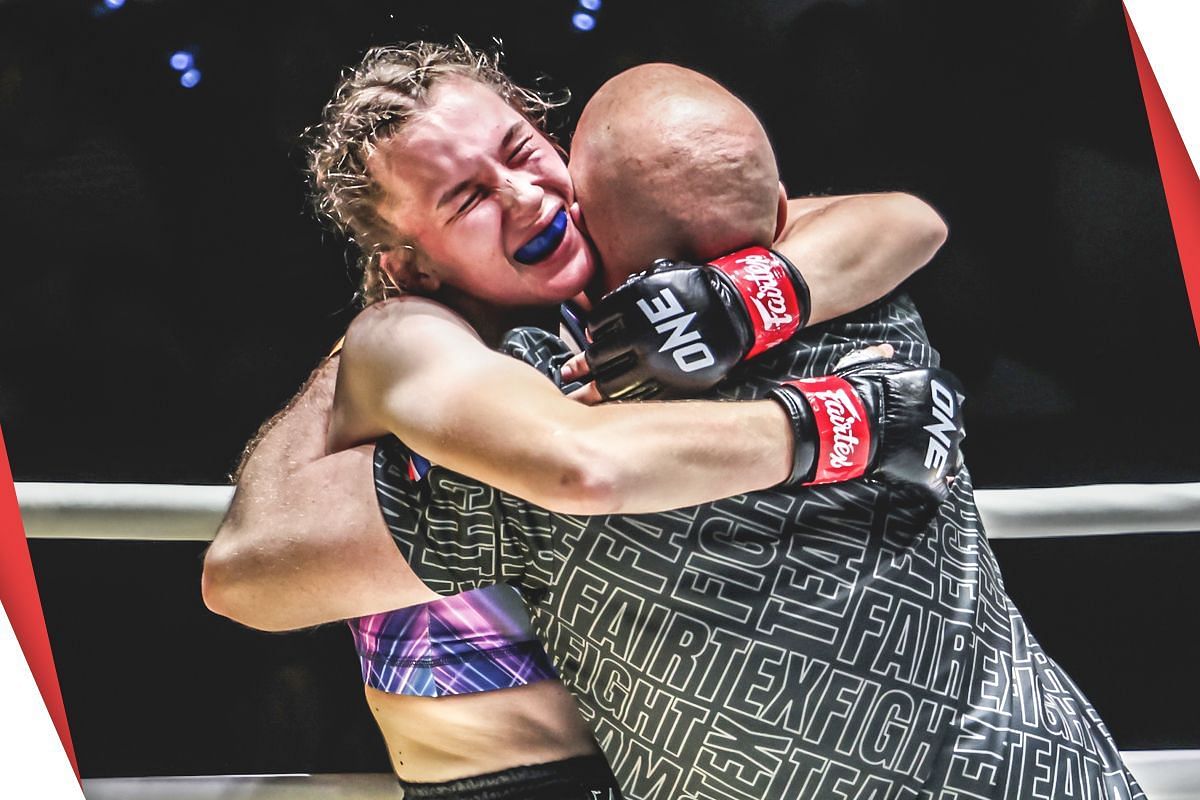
left=205, top=41, right=953, bottom=799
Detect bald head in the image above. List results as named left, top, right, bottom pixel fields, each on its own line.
left=570, top=64, right=783, bottom=289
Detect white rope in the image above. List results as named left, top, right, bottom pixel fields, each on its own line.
left=969, top=482, right=1200, bottom=540
left=16, top=483, right=233, bottom=541
left=13, top=482, right=1200, bottom=542
left=81, top=773, right=399, bottom=800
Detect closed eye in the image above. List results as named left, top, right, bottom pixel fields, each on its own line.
left=456, top=188, right=485, bottom=217
left=448, top=130, right=534, bottom=221
left=508, top=136, right=534, bottom=164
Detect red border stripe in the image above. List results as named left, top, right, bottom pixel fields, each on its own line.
left=0, top=426, right=79, bottom=778
left=1125, top=5, right=1200, bottom=347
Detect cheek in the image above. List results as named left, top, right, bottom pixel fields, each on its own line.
left=425, top=216, right=509, bottom=288
left=535, top=151, right=573, bottom=194
left=440, top=211, right=501, bottom=257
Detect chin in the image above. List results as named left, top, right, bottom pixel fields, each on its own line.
left=538, top=256, right=594, bottom=303
left=537, top=227, right=596, bottom=302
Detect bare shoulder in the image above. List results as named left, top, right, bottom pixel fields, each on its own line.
left=342, top=296, right=483, bottom=366
left=784, top=194, right=841, bottom=218
left=330, top=298, right=486, bottom=448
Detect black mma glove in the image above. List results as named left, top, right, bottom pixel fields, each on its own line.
left=768, top=360, right=966, bottom=505
left=586, top=247, right=811, bottom=400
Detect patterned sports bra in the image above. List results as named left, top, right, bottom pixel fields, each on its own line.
left=349, top=583, right=558, bottom=698
left=349, top=325, right=579, bottom=699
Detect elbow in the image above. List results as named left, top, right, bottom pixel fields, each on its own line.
left=200, top=537, right=243, bottom=621
left=535, top=434, right=625, bottom=515
left=920, top=201, right=949, bottom=255
left=201, top=533, right=288, bottom=632
left=897, top=193, right=949, bottom=261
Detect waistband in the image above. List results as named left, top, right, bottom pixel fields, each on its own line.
left=398, top=753, right=623, bottom=800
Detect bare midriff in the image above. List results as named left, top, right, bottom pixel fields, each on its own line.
left=366, top=679, right=599, bottom=783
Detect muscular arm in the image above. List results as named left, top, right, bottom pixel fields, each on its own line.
left=204, top=322, right=793, bottom=628
left=202, top=356, right=438, bottom=631
left=775, top=192, right=947, bottom=325
left=326, top=194, right=946, bottom=515
left=204, top=195, right=944, bottom=629
left=330, top=297, right=793, bottom=516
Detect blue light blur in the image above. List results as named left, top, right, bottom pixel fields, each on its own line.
left=571, top=11, right=596, bottom=31
left=579, top=0, right=601, bottom=11
left=180, top=68, right=202, bottom=89
left=170, top=51, right=194, bottom=72
left=103, top=0, right=125, bottom=9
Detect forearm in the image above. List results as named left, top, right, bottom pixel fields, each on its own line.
left=204, top=447, right=433, bottom=631
left=338, top=298, right=795, bottom=517
left=203, top=358, right=431, bottom=631
left=777, top=192, right=947, bottom=324
left=532, top=397, right=793, bottom=515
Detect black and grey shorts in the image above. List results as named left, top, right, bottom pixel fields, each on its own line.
left=398, top=754, right=623, bottom=800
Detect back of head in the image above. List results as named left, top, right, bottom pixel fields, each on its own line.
left=570, top=64, right=780, bottom=286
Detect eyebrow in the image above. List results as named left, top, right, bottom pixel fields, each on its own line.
left=436, top=121, right=525, bottom=210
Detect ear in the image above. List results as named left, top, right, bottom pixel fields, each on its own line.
left=569, top=201, right=590, bottom=240
left=379, top=247, right=441, bottom=294
left=773, top=181, right=789, bottom=243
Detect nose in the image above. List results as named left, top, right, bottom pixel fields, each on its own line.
left=497, top=174, right=543, bottom=221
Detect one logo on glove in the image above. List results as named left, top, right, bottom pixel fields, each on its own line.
left=636, top=288, right=717, bottom=373
left=712, top=247, right=801, bottom=358
left=923, top=379, right=959, bottom=471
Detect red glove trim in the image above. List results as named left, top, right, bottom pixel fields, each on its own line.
left=785, top=375, right=872, bottom=485
left=709, top=247, right=806, bottom=358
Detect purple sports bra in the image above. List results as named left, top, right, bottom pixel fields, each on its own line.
left=349, top=584, right=557, bottom=698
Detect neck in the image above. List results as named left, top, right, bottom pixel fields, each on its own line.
left=436, top=287, right=560, bottom=347
left=584, top=263, right=620, bottom=306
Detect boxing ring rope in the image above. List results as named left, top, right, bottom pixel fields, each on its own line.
left=13, top=482, right=1200, bottom=799
left=14, top=481, right=1200, bottom=541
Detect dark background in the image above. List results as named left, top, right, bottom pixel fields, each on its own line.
left=2, top=0, right=1198, bottom=778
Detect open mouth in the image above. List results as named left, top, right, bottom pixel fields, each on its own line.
left=514, top=209, right=569, bottom=265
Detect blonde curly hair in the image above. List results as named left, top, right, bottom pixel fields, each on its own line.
left=306, top=40, right=568, bottom=305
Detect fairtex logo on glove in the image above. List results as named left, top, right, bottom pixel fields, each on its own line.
left=711, top=247, right=802, bottom=358
left=814, top=388, right=864, bottom=469
left=791, top=375, right=871, bottom=484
